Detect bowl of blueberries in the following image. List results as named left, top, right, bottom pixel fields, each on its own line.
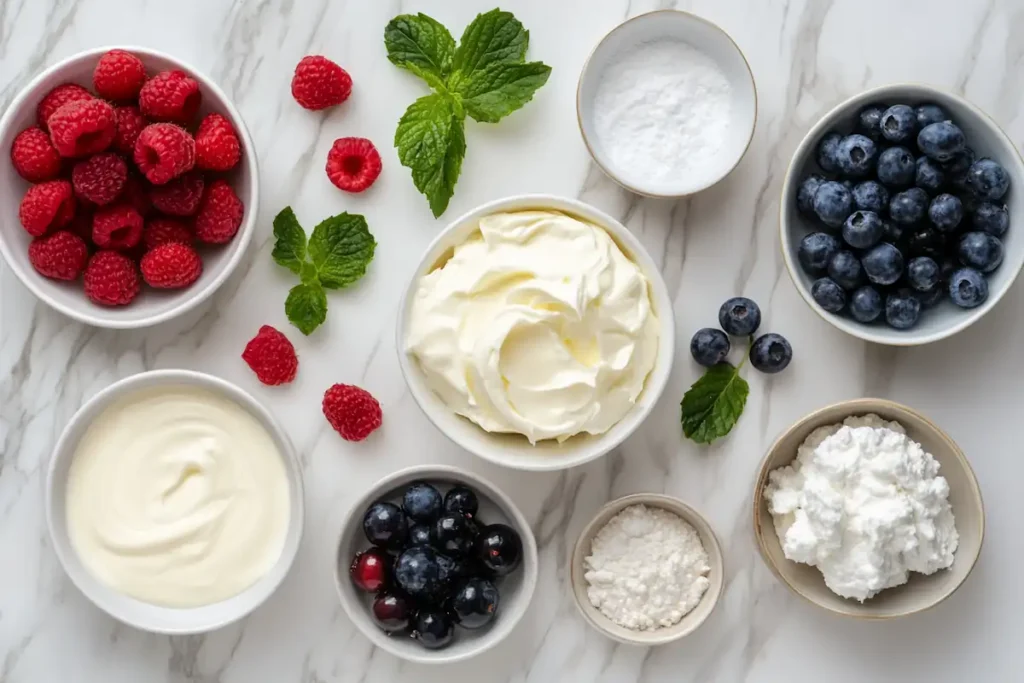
left=781, top=84, right=1024, bottom=345
left=334, top=465, right=538, bottom=664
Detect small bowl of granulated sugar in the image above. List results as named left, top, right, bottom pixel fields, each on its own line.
left=570, top=493, right=724, bottom=645
left=577, top=10, right=756, bottom=197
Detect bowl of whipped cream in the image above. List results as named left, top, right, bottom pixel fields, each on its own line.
left=397, top=195, right=675, bottom=471
left=46, top=369, right=304, bottom=633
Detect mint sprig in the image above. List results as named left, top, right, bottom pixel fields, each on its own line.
left=680, top=362, right=750, bottom=444
left=272, top=207, right=375, bottom=335
left=385, top=8, right=551, bottom=217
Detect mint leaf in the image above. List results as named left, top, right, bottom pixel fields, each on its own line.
left=308, top=213, right=376, bottom=289
left=412, top=113, right=465, bottom=218
left=453, top=9, right=529, bottom=77
left=680, top=363, right=749, bottom=444
left=395, top=93, right=454, bottom=170
left=457, top=61, right=551, bottom=123
left=384, top=13, right=455, bottom=89
left=285, top=282, right=327, bottom=336
left=272, top=206, right=306, bottom=276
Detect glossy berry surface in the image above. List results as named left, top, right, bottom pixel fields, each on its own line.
left=862, top=243, right=904, bottom=286
left=443, top=485, right=479, bottom=518
left=966, top=158, right=1010, bottom=201
left=885, top=290, right=922, bottom=330
left=958, top=232, right=1004, bottom=273
left=350, top=548, right=390, bottom=593
left=798, top=232, right=840, bottom=274
left=811, top=278, right=846, bottom=313
left=917, top=121, right=966, bottom=162
left=363, top=502, right=408, bottom=549
left=414, top=610, right=454, bottom=649
left=435, top=514, right=476, bottom=557
left=915, top=103, right=947, bottom=129
left=451, top=578, right=500, bottom=629
left=689, top=328, right=730, bottom=367
left=849, top=286, right=883, bottom=323
left=372, top=593, right=411, bottom=632
left=402, top=482, right=443, bottom=523
left=749, top=333, right=793, bottom=374
left=475, top=524, right=523, bottom=576
left=394, top=546, right=447, bottom=603
left=408, top=524, right=434, bottom=546
left=718, top=297, right=761, bottom=337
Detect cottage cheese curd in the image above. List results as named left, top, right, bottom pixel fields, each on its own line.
left=406, top=210, right=659, bottom=443
left=765, top=414, right=958, bottom=601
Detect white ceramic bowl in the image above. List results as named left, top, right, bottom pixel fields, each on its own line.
left=333, top=465, right=538, bottom=664
left=576, top=9, right=757, bottom=197
left=781, top=84, right=1024, bottom=346
left=396, top=195, right=675, bottom=472
left=45, top=370, right=304, bottom=634
left=0, top=46, right=259, bottom=329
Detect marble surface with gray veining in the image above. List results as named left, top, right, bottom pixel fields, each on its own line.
left=1, top=0, right=1021, bottom=680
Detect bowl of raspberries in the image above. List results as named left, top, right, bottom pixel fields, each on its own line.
left=0, top=46, right=256, bottom=328
left=781, top=84, right=1024, bottom=345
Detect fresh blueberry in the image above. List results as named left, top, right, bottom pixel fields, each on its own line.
left=409, top=524, right=434, bottom=546
left=906, top=256, right=940, bottom=292
left=749, top=333, right=793, bottom=374
left=862, top=243, right=904, bottom=285
left=849, top=286, right=884, bottom=322
left=958, top=232, right=1004, bottom=273
left=443, top=485, right=479, bottom=518
left=797, top=174, right=826, bottom=216
left=689, top=328, right=730, bottom=367
left=890, top=187, right=929, bottom=224
left=942, top=147, right=976, bottom=176
left=842, top=179, right=855, bottom=191
left=857, top=104, right=886, bottom=141
left=475, top=524, right=522, bottom=576
left=403, top=482, right=443, bottom=523
left=972, top=202, right=1009, bottom=237
left=813, top=181, right=853, bottom=227
left=718, top=297, right=761, bottom=336
left=816, top=131, right=843, bottom=173
left=915, top=156, right=946, bottom=194
left=852, top=180, right=890, bottom=214
left=917, top=121, right=966, bottom=162
left=434, top=514, right=476, bottom=557
left=915, top=103, right=948, bottom=129
left=414, top=610, right=455, bottom=649
left=363, top=502, right=408, bottom=549
left=811, top=277, right=847, bottom=313
left=916, top=285, right=945, bottom=308
left=880, top=104, right=918, bottom=143
left=876, top=146, right=916, bottom=188
left=842, top=210, right=884, bottom=249
left=966, top=158, right=1010, bottom=201
left=940, top=257, right=958, bottom=283
left=905, top=226, right=948, bottom=260
left=827, top=250, right=864, bottom=290
left=798, top=232, right=841, bottom=274
left=927, top=193, right=963, bottom=232
left=834, top=134, right=878, bottom=178
left=881, top=219, right=905, bottom=243
left=885, top=290, right=921, bottom=329
left=450, top=578, right=500, bottom=629
left=948, top=267, right=989, bottom=308
left=394, top=546, right=447, bottom=603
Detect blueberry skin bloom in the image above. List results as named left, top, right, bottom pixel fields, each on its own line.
left=958, top=232, right=1004, bottom=273
left=849, top=286, right=884, bottom=322
left=827, top=250, right=864, bottom=290
left=718, top=297, right=762, bottom=336
left=857, top=104, right=886, bottom=141
left=948, top=267, right=989, bottom=308
left=797, top=174, right=826, bottom=216
left=877, top=146, right=916, bottom=188
left=906, top=256, right=940, bottom=292
left=880, top=104, right=918, bottom=143
left=862, top=243, right=904, bottom=285
left=852, top=180, right=890, bottom=214
left=885, top=290, right=922, bottom=330
left=813, top=181, right=853, bottom=227
left=749, top=333, right=793, bottom=374
left=835, top=134, right=878, bottom=178
left=917, top=121, right=966, bottom=162
left=690, top=328, right=730, bottom=367
left=817, top=131, right=843, bottom=173
left=841, top=210, right=884, bottom=249
left=927, top=193, right=963, bottom=232
left=915, top=103, right=948, bottom=129
left=798, top=232, right=840, bottom=274
left=890, top=188, right=929, bottom=225
left=811, top=277, right=847, bottom=313
left=966, top=158, right=1010, bottom=201
left=915, top=156, right=946, bottom=194
left=972, top=202, right=1009, bottom=237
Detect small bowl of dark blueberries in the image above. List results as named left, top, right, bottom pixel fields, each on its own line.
left=781, top=84, right=1024, bottom=345
left=334, top=465, right=538, bottom=664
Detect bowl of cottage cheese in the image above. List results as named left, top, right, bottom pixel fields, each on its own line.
left=753, top=399, right=984, bottom=618
left=397, top=195, right=675, bottom=471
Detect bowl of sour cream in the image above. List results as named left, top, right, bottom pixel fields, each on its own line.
left=46, top=369, right=304, bottom=634
left=397, top=195, right=675, bottom=471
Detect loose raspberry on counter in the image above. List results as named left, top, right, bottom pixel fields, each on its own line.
left=36, top=83, right=93, bottom=131
left=93, top=49, right=147, bottom=101
left=149, top=170, right=204, bottom=216
left=28, top=231, right=89, bottom=280
left=143, top=217, right=193, bottom=250
left=194, top=179, right=243, bottom=243
left=134, top=123, right=195, bottom=185
left=194, top=113, right=241, bottom=171
left=92, top=203, right=143, bottom=250
left=47, top=99, right=117, bottom=157
left=139, top=70, right=201, bottom=123
left=326, top=137, right=381, bottom=193
left=140, top=242, right=202, bottom=289
left=11, top=127, right=63, bottom=182
left=71, top=152, right=128, bottom=205
left=113, top=105, right=146, bottom=155
left=83, top=250, right=140, bottom=306
left=242, top=325, right=298, bottom=386
left=322, top=383, right=382, bottom=441
left=19, top=180, right=75, bottom=236
left=291, top=55, right=352, bottom=111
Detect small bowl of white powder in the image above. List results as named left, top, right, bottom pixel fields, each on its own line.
left=576, top=10, right=756, bottom=197
left=570, top=494, right=724, bottom=645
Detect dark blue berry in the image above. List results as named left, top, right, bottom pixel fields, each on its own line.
left=394, top=546, right=447, bottom=603
left=414, top=610, right=454, bottom=649
left=798, top=232, right=840, bottom=274
left=718, top=297, right=761, bottom=336
left=881, top=219, right=905, bottom=243
left=916, top=285, right=944, bottom=308
left=827, top=250, right=864, bottom=290
left=862, top=243, right=904, bottom=285
left=948, top=267, right=989, bottom=308
left=475, top=524, right=522, bottom=576
left=797, top=174, right=826, bottom=216
left=811, top=277, right=847, bottom=312
left=877, top=146, right=916, bottom=188
left=852, top=180, right=890, bottom=214
left=450, top=578, right=500, bottom=629
left=849, top=286, right=883, bottom=322
left=817, top=131, right=843, bottom=173
left=363, top=502, right=408, bottom=549
left=435, top=514, right=476, bottom=557
left=842, top=210, right=884, bottom=249
left=917, top=121, right=966, bottom=162
left=443, top=485, right=479, bottom=518
left=966, top=158, right=1010, bottom=201
left=749, top=333, right=792, bottom=374
left=942, top=147, right=976, bottom=176
left=409, top=524, right=434, bottom=546
left=906, top=256, right=940, bottom=292
left=890, top=187, right=929, bottom=224
left=927, top=193, right=963, bottom=232
left=915, top=103, right=948, bottom=129
left=915, top=156, right=945, bottom=194
left=689, top=328, right=730, bottom=367
left=403, top=482, right=443, bottom=523
left=857, top=104, right=886, bottom=141
left=813, top=181, right=853, bottom=227
left=958, top=232, right=1004, bottom=273
left=880, top=104, right=918, bottom=143
left=972, top=202, right=1009, bottom=237
left=905, top=226, right=947, bottom=261
left=885, top=290, right=921, bottom=329
left=835, top=134, right=878, bottom=178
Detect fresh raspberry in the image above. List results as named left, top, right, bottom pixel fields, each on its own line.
left=322, top=383, right=382, bottom=441
left=92, top=203, right=143, bottom=249
left=93, top=49, right=147, bottom=101
left=149, top=171, right=204, bottom=216
left=28, top=230, right=89, bottom=280
left=139, top=242, right=202, bottom=289
left=83, top=250, right=140, bottom=306
left=71, top=153, right=128, bottom=205
left=47, top=99, right=116, bottom=157
left=133, top=123, right=195, bottom=185
left=194, top=113, right=241, bottom=171
left=120, top=174, right=152, bottom=216
left=112, top=105, right=146, bottom=155
left=291, top=56, right=352, bottom=111
left=138, top=70, right=201, bottom=123
left=19, top=180, right=75, bottom=236
left=143, top=217, right=193, bottom=250
left=326, top=137, right=381, bottom=192
left=194, top=179, right=243, bottom=244
left=36, top=83, right=93, bottom=131
left=10, top=127, right=62, bottom=182
left=242, top=325, right=298, bottom=385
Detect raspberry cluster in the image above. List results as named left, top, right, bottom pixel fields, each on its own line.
left=10, top=49, right=246, bottom=306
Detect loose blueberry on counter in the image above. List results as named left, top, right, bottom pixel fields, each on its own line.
left=917, top=121, right=965, bottom=162
left=966, top=158, right=1010, bottom=201
left=798, top=232, right=841, bottom=274
left=718, top=297, right=761, bottom=336
left=689, top=328, right=730, bottom=367
left=915, top=103, right=948, bottom=129
left=862, top=243, right=904, bottom=285
left=905, top=226, right=948, bottom=260
left=450, top=578, right=500, bottom=629
left=857, top=104, right=886, bottom=141
left=906, top=256, right=941, bottom=292
left=852, top=180, right=890, bottom=214
left=827, top=250, right=864, bottom=290
left=817, top=131, right=843, bottom=173
left=958, top=232, right=1004, bottom=273
left=350, top=547, right=390, bottom=593
left=403, top=482, right=443, bottom=523
left=414, top=610, right=455, bottom=649
left=443, top=485, right=479, bottom=518
left=890, top=187, right=929, bottom=224
left=949, top=267, right=989, bottom=308
left=363, top=502, right=408, bottom=549
left=842, top=210, right=884, bottom=249
left=813, top=181, right=853, bottom=227
left=927, top=193, right=963, bottom=232
left=435, top=514, right=476, bottom=556
left=880, top=104, right=918, bottom=143
left=409, top=524, right=434, bottom=546
left=916, top=285, right=945, bottom=308
left=394, top=546, right=448, bottom=603
left=849, top=286, right=884, bottom=322
left=475, top=524, right=523, bottom=576
left=915, top=156, right=946, bottom=194
left=835, top=134, right=878, bottom=177
left=972, top=202, right=1009, bottom=237
left=876, top=146, right=916, bottom=188
left=749, top=333, right=793, bottom=374
left=797, top=174, right=826, bottom=216
left=811, top=278, right=847, bottom=313
left=372, top=593, right=412, bottom=633
left=885, top=290, right=922, bottom=329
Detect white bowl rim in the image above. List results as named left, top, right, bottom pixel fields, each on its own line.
left=394, top=194, right=676, bottom=472
left=44, top=369, right=305, bottom=634
left=779, top=82, right=1024, bottom=346
left=0, top=45, right=260, bottom=330
left=331, top=464, right=539, bottom=664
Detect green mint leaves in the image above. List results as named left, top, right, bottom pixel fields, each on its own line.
left=385, top=9, right=551, bottom=217
left=680, top=362, right=750, bottom=444
left=272, top=207, right=376, bottom=335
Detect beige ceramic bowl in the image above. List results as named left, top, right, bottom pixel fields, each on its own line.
left=570, top=493, right=724, bottom=645
left=753, top=398, right=984, bottom=619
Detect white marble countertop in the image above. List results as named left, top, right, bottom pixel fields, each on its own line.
left=1, top=0, right=1021, bottom=680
